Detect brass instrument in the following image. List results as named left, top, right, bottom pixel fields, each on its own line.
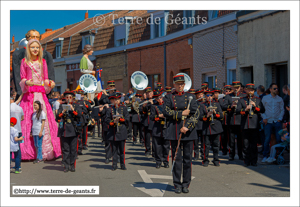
left=249, top=94, right=253, bottom=118
left=207, top=99, right=217, bottom=125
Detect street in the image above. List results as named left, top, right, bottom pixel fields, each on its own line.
left=10, top=130, right=290, bottom=197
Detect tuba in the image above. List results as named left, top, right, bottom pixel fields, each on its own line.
left=175, top=73, right=192, bottom=92
left=79, top=74, right=98, bottom=94
left=131, top=71, right=148, bottom=113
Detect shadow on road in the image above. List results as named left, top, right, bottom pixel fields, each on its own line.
left=248, top=183, right=289, bottom=192
left=90, top=164, right=113, bottom=170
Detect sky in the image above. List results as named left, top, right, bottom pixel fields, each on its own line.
left=10, top=10, right=114, bottom=42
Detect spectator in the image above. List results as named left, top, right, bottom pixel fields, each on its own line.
left=10, top=94, right=24, bottom=167
left=32, top=101, right=46, bottom=164
left=257, top=85, right=266, bottom=100
left=51, top=92, right=60, bottom=116
left=266, top=129, right=289, bottom=163
left=282, top=85, right=290, bottom=123
left=10, top=117, right=24, bottom=174
left=261, top=83, right=284, bottom=163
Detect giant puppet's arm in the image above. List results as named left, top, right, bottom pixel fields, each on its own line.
left=12, top=49, right=24, bottom=95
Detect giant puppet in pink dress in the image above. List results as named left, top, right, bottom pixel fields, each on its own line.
left=19, top=39, right=61, bottom=160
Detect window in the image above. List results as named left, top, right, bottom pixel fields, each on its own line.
left=204, top=74, right=217, bottom=88
left=55, top=86, right=61, bottom=94
left=82, top=34, right=94, bottom=50
left=84, top=36, right=90, bottom=45
left=227, top=58, right=237, bottom=84
left=147, top=74, right=160, bottom=89
left=149, top=11, right=168, bottom=39
left=183, top=10, right=195, bottom=29
left=208, top=10, right=218, bottom=21
left=180, top=69, right=190, bottom=77
left=113, top=17, right=132, bottom=47
left=55, top=44, right=61, bottom=58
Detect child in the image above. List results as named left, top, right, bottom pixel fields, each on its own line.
left=266, top=129, right=290, bottom=163
left=10, top=117, right=23, bottom=173
left=32, top=100, right=46, bottom=163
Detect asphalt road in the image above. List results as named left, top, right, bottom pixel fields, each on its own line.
left=10, top=129, right=290, bottom=197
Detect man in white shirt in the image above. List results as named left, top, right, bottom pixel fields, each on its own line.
left=261, top=83, right=284, bottom=162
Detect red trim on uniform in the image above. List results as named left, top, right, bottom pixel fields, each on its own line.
left=255, top=107, right=260, bottom=112
left=119, top=118, right=125, bottom=122
left=85, top=127, right=88, bottom=145
left=59, top=113, right=63, bottom=118
left=73, top=111, right=78, bottom=116
left=75, top=137, right=79, bottom=168
left=240, top=111, right=246, bottom=115
left=171, top=95, right=178, bottom=140
left=220, top=134, right=223, bottom=149
left=193, top=141, right=195, bottom=157
left=171, top=144, right=174, bottom=162
left=215, top=114, right=220, bottom=118
left=155, top=117, right=160, bottom=121
left=173, top=75, right=184, bottom=78
left=203, top=136, right=206, bottom=160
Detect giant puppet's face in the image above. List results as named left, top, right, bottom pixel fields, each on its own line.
left=29, top=42, right=40, bottom=58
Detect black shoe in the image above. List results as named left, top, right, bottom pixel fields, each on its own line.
left=200, top=156, right=204, bottom=160
left=83, top=146, right=88, bottom=150
left=175, top=187, right=182, bottom=194
left=64, top=168, right=69, bottom=173
left=70, top=166, right=75, bottom=172
left=112, top=166, right=117, bottom=171
left=145, top=152, right=151, bottom=157
left=105, top=159, right=110, bottom=164
left=156, top=164, right=161, bottom=169
left=193, top=157, right=199, bottom=161
left=121, top=166, right=127, bottom=170
left=251, top=163, right=258, bottom=167
left=182, top=187, right=189, bottom=193
left=214, top=162, right=220, bottom=167
left=164, top=163, right=169, bottom=168
left=203, top=162, right=209, bottom=167
left=78, top=151, right=83, bottom=155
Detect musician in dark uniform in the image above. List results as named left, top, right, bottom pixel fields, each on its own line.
left=227, top=81, right=246, bottom=161
left=141, top=87, right=154, bottom=157
left=92, top=92, right=101, bottom=138
left=165, top=86, right=171, bottom=94
left=105, top=92, right=130, bottom=171
left=156, top=82, right=163, bottom=91
left=236, top=83, right=265, bottom=166
left=219, top=85, right=232, bottom=156
left=150, top=89, right=170, bottom=168
left=77, top=90, right=92, bottom=151
left=212, top=88, right=223, bottom=152
left=56, top=91, right=82, bottom=173
left=200, top=89, right=224, bottom=167
left=131, top=94, right=144, bottom=145
left=194, top=89, right=205, bottom=160
left=164, top=74, right=199, bottom=194
left=201, top=82, right=209, bottom=91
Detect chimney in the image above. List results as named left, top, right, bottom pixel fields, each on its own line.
left=85, top=10, right=88, bottom=19
left=45, top=28, right=52, bottom=32
left=12, top=35, right=15, bottom=43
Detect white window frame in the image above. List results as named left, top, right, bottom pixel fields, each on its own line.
left=55, top=44, right=61, bottom=58
left=53, top=37, right=64, bottom=59
left=149, top=10, right=168, bottom=39
left=208, top=10, right=219, bottom=21
left=82, top=34, right=95, bottom=50
left=204, top=73, right=217, bottom=88
left=227, top=58, right=237, bottom=84
left=183, top=10, right=195, bottom=29
left=113, top=16, right=133, bottom=47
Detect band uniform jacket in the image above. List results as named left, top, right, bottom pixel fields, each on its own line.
left=105, top=104, right=130, bottom=141
left=163, top=91, right=199, bottom=141
left=150, top=102, right=166, bottom=138
left=226, top=92, right=246, bottom=126
left=195, top=101, right=205, bottom=131
left=12, top=47, right=55, bottom=95
left=131, top=100, right=143, bottom=123
left=56, top=103, right=82, bottom=137
left=140, top=102, right=154, bottom=130
left=236, top=96, right=265, bottom=129
left=219, top=95, right=232, bottom=125
left=77, top=100, right=92, bottom=124
left=200, top=101, right=224, bottom=136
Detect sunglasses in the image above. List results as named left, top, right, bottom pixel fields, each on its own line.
left=206, top=94, right=212, bottom=97
left=273, top=88, right=278, bottom=90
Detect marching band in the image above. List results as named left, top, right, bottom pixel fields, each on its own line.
left=57, top=71, right=265, bottom=194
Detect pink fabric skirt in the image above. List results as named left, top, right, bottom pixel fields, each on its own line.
left=19, top=86, right=61, bottom=160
